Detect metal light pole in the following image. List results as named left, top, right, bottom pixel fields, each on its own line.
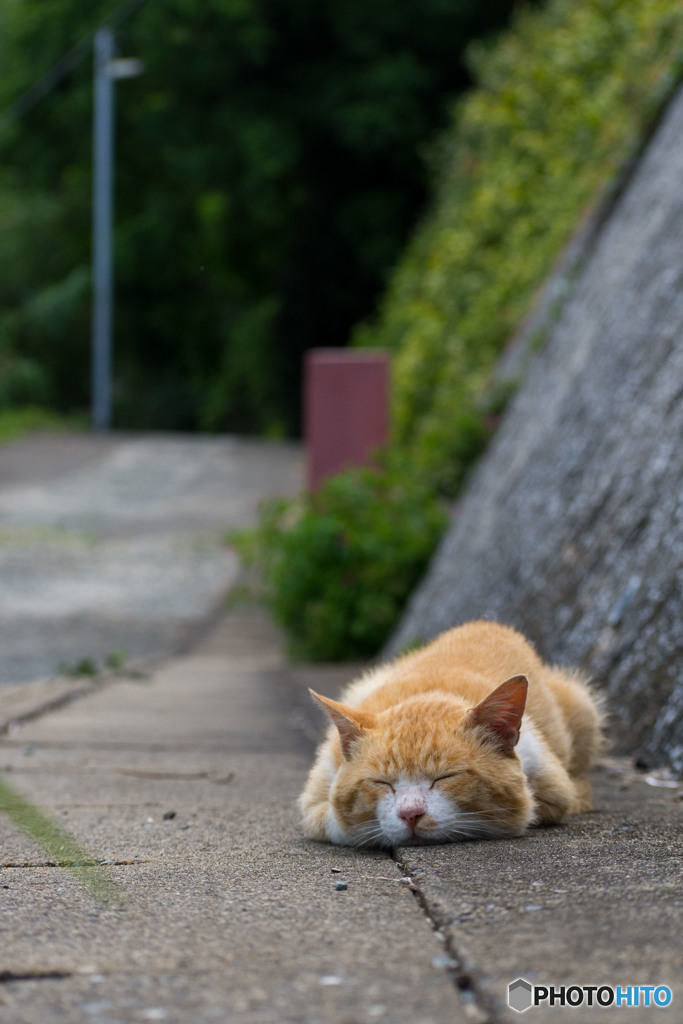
left=91, top=28, right=115, bottom=431
left=91, top=28, right=143, bottom=431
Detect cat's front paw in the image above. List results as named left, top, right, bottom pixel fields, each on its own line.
left=532, top=784, right=573, bottom=825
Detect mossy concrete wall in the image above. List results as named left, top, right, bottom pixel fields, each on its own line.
left=389, top=85, right=683, bottom=773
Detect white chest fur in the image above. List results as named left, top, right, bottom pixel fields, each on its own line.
left=516, top=720, right=545, bottom=780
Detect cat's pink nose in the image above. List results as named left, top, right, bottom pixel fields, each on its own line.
left=398, top=807, right=425, bottom=831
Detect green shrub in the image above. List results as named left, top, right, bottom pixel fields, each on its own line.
left=239, top=0, right=683, bottom=661
left=358, top=0, right=683, bottom=494
left=0, top=405, right=75, bottom=443
left=235, top=456, right=447, bottom=661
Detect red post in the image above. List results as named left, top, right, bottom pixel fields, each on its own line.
left=304, top=349, right=390, bottom=491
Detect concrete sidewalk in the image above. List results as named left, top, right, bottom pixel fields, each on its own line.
left=1, top=604, right=681, bottom=1024
left=0, top=606, right=462, bottom=1024
left=0, top=432, right=302, bottom=685
left=0, top=432, right=681, bottom=1024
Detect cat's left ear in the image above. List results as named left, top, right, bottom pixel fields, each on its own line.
left=309, top=690, right=377, bottom=759
left=466, top=675, right=528, bottom=756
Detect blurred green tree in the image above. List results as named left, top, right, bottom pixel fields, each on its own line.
left=0, top=0, right=522, bottom=431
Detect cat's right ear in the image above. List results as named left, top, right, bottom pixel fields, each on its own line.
left=309, top=690, right=376, bottom=759
left=466, top=675, right=528, bottom=756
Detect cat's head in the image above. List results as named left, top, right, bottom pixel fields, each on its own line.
left=311, top=676, right=534, bottom=847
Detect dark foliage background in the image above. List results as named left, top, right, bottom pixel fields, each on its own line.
left=0, top=0, right=521, bottom=433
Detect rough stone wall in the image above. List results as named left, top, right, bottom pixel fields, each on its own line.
left=389, top=85, right=683, bottom=773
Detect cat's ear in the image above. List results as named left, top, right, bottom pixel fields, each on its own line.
left=309, top=690, right=376, bottom=759
left=466, top=675, right=528, bottom=756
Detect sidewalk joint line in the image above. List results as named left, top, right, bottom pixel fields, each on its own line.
left=393, top=852, right=500, bottom=1024
left=0, top=970, right=73, bottom=984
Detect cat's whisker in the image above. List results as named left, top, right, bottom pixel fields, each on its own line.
left=444, top=818, right=507, bottom=840
left=426, top=808, right=511, bottom=841
left=349, top=810, right=513, bottom=847
left=346, top=821, right=392, bottom=849
left=449, top=809, right=512, bottom=823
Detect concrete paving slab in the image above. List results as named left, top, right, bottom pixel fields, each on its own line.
left=0, top=677, right=104, bottom=734
left=0, top=432, right=303, bottom=685
left=397, top=762, right=683, bottom=1022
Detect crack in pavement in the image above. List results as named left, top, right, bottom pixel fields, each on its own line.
left=393, top=851, right=500, bottom=1024
left=0, top=970, right=73, bottom=984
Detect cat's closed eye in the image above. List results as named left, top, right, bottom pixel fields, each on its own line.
left=429, top=771, right=467, bottom=788
left=369, top=778, right=395, bottom=792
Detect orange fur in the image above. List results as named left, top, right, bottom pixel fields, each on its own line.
left=299, top=621, right=603, bottom=847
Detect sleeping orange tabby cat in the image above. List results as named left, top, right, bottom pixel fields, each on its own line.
left=299, top=621, right=603, bottom=847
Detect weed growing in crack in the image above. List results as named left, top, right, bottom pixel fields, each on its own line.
left=0, top=775, right=125, bottom=908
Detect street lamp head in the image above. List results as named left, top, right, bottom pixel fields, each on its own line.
left=107, top=58, right=144, bottom=80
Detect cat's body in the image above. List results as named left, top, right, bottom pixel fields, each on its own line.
left=299, top=621, right=603, bottom=847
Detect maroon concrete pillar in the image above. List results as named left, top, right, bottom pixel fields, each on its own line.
left=304, top=349, right=390, bottom=490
